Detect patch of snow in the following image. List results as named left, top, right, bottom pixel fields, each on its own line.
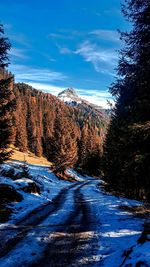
left=101, top=229, right=141, bottom=238
left=0, top=162, right=149, bottom=267
left=15, top=178, right=33, bottom=183
left=0, top=161, right=71, bottom=225
left=60, top=96, right=81, bottom=103
left=78, top=180, right=149, bottom=267
left=66, top=169, right=84, bottom=181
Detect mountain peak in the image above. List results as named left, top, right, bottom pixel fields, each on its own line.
left=58, top=88, right=105, bottom=113
left=58, top=88, right=78, bottom=98
left=58, top=88, right=81, bottom=104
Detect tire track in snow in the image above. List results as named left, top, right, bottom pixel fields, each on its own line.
left=30, top=181, right=100, bottom=267
left=0, top=182, right=80, bottom=258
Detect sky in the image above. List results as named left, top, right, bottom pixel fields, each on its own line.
left=0, top=0, right=130, bottom=108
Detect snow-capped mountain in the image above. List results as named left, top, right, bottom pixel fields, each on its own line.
left=58, top=88, right=103, bottom=111
left=58, top=88, right=82, bottom=105
left=58, top=88, right=110, bottom=126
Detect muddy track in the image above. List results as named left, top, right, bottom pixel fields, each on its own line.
left=30, top=181, right=100, bottom=267
left=0, top=182, right=80, bottom=258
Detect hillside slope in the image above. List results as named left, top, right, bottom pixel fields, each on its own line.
left=12, top=83, right=108, bottom=164
left=10, top=146, right=50, bottom=166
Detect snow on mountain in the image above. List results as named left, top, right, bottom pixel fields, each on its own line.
left=58, top=88, right=82, bottom=105
left=58, top=88, right=103, bottom=110
left=58, top=88, right=110, bottom=125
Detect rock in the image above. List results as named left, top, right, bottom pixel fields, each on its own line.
left=0, top=184, right=23, bottom=204
left=0, top=184, right=23, bottom=222
left=15, top=179, right=40, bottom=194
left=0, top=205, right=12, bottom=222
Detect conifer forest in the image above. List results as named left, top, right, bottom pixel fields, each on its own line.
left=0, top=0, right=150, bottom=266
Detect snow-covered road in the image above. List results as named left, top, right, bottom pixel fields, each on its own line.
left=0, top=164, right=149, bottom=266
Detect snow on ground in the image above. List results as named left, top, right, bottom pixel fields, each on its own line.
left=66, top=168, right=84, bottom=182
left=0, top=183, right=79, bottom=267
left=0, top=161, right=71, bottom=224
left=0, top=161, right=149, bottom=266
left=79, top=181, right=149, bottom=267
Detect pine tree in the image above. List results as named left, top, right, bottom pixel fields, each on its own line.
left=77, top=124, right=102, bottom=175
left=77, top=124, right=89, bottom=170
left=14, top=84, right=28, bottom=152
left=49, top=109, right=78, bottom=175
left=0, top=24, right=15, bottom=164
left=103, top=0, right=150, bottom=200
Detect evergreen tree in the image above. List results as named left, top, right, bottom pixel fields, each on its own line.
left=0, top=24, right=15, bottom=164
left=77, top=124, right=89, bottom=170
left=103, top=0, right=150, bottom=200
left=49, top=110, right=78, bottom=175
left=77, top=124, right=102, bottom=175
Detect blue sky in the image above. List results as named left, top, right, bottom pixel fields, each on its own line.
left=0, top=0, right=130, bottom=108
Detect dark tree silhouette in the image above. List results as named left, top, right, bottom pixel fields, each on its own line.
left=103, top=0, right=150, bottom=200
left=77, top=124, right=102, bottom=175
left=0, top=24, right=15, bottom=163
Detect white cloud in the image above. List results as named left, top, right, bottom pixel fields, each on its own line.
left=75, top=40, right=118, bottom=74
left=9, top=48, right=28, bottom=59
left=9, top=33, right=29, bottom=47
left=27, top=82, right=67, bottom=95
left=48, top=30, right=85, bottom=40
left=77, top=88, right=113, bottom=108
left=9, top=63, right=113, bottom=108
left=49, top=33, right=66, bottom=39
left=10, top=64, right=67, bottom=83
left=48, top=33, right=72, bottom=40
left=59, top=47, right=72, bottom=55
left=90, top=29, right=120, bottom=42
left=3, top=23, right=12, bottom=30
left=78, top=88, right=111, bottom=98
left=82, top=95, right=112, bottom=109
left=25, top=82, right=113, bottom=109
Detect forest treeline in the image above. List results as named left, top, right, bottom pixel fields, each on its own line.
left=13, top=83, right=107, bottom=176
left=0, top=70, right=107, bottom=177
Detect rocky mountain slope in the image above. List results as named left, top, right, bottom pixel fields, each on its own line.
left=58, top=88, right=109, bottom=132
left=58, top=88, right=104, bottom=111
